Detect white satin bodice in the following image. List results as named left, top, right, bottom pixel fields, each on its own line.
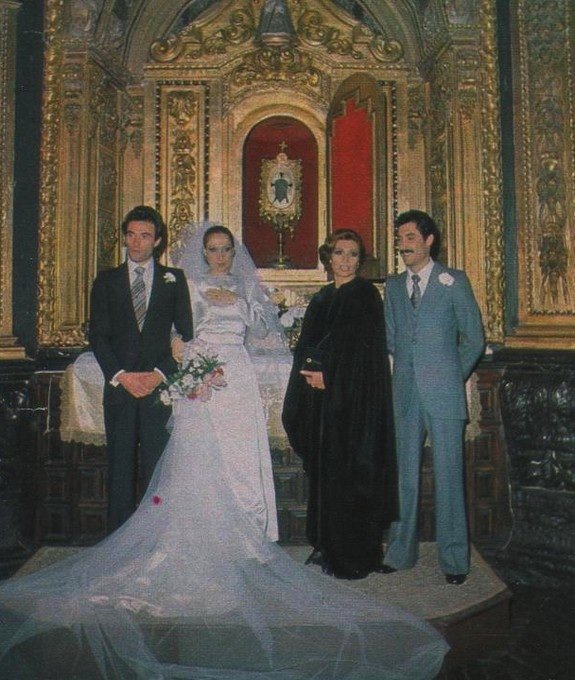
left=191, top=274, right=267, bottom=346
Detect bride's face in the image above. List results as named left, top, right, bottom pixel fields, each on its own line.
left=204, top=232, right=235, bottom=274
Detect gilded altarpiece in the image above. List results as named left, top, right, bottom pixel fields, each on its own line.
left=33, top=0, right=507, bottom=349
left=422, top=0, right=504, bottom=342
left=509, top=0, right=575, bottom=348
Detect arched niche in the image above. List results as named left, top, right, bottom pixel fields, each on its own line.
left=328, top=73, right=393, bottom=279
left=242, top=116, right=319, bottom=269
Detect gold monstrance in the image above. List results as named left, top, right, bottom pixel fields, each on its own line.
left=259, top=144, right=302, bottom=268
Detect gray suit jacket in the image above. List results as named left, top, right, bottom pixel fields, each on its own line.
left=384, top=262, right=484, bottom=420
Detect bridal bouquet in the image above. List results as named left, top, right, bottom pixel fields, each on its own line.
left=159, top=341, right=226, bottom=405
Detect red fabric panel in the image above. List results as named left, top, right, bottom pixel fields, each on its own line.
left=331, top=98, right=373, bottom=254
left=243, top=117, right=318, bottom=268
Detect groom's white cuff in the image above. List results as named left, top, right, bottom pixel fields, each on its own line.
left=110, top=369, right=125, bottom=387
left=110, top=368, right=166, bottom=386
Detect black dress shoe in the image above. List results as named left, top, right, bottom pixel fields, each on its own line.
left=375, top=564, right=397, bottom=574
left=445, top=573, right=467, bottom=585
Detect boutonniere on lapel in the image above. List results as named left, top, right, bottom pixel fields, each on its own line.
left=438, top=272, right=455, bottom=287
left=163, top=272, right=176, bottom=284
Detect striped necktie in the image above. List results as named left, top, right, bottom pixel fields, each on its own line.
left=410, top=274, right=422, bottom=309
left=131, top=266, right=147, bottom=330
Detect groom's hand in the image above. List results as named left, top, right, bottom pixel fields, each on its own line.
left=117, top=371, right=162, bottom=398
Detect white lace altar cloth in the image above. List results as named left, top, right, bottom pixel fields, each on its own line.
left=60, top=351, right=293, bottom=446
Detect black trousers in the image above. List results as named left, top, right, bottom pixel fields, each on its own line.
left=103, top=393, right=171, bottom=532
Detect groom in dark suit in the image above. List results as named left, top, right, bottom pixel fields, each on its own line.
left=382, top=210, right=484, bottom=584
left=89, top=205, right=193, bottom=531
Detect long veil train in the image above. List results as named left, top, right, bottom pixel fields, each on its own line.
left=0, top=394, right=447, bottom=678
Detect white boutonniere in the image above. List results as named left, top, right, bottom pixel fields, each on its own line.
left=163, top=272, right=176, bottom=284
left=438, top=272, right=455, bottom=286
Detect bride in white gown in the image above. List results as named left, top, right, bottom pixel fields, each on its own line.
left=0, top=224, right=448, bottom=679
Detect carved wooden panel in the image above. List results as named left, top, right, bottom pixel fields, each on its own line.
left=509, top=0, right=575, bottom=348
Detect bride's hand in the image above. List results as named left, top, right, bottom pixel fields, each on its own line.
left=204, top=287, right=238, bottom=305
left=172, top=336, right=185, bottom=362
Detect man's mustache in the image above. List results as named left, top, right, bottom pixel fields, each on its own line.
left=399, top=249, right=414, bottom=255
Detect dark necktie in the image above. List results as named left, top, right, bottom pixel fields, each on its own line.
left=131, top=266, right=147, bottom=330
left=410, top=274, right=421, bottom=309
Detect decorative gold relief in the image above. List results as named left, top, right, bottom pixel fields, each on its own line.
left=298, top=9, right=363, bottom=59
left=150, top=3, right=256, bottom=63
left=232, top=47, right=321, bottom=89
left=37, top=0, right=66, bottom=347
left=429, top=59, right=451, bottom=263
left=508, top=0, right=575, bottom=347
left=368, top=35, right=404, bottom=64
left=157, top=85, right=208, bottom=244
left=119, top=93, right=143, bottom=157
left=478, top=0, right=504, bottom=342
left=407, top=85, right=426, bottom=150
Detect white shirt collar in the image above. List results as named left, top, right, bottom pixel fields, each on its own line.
left=127, top=257, right=154, bottom=274
left=406, top=259, right=435, bottom=293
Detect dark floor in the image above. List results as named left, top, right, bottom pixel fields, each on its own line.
left=438, top=547, right=575, bottom=680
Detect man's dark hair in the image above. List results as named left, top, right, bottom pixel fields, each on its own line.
left=121, top=205, right=167, bottom=259
left=394, top=209, right=441, bottom=260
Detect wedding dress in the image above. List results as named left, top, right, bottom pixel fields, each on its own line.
left=187, top=272, right=279, bottom=542
left=0, top=227, right=448, bottom=679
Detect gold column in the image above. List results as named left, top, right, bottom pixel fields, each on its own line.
left=0, top=0, right=25, bottom=358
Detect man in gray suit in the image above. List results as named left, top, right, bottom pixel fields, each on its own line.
left=381, top=209, right=484, bottom=584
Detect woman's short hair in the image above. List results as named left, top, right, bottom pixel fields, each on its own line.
left=202, top=225, right=235, bottom=248
left=319, top=229, right=367, bottom=270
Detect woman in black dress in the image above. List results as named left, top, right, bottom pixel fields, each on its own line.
left=282, top=228, right=396, bottom=579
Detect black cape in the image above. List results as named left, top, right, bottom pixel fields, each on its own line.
left=282, top=277, right=397, bottom=579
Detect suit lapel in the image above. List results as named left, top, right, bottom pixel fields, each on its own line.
left=419, top=262, right=447, bottom=311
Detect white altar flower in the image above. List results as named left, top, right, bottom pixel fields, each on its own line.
left=439, top=272, right=455, bottom=286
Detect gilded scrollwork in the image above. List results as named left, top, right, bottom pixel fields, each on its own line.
left=368, top=35, right=404, bottom=64
left=479, top=0, right=505, bottom=342
left=407, top=84, right=426, bottom=150
left=161, top=89, right=202, bottom=243
left=119, top=93, right=143, bottom=157
left=231, top=47, right=321, bottom=90
left=298, top=9, right=362, bottom=59
left=150, top=5, right=256, bottom=62
left=38, top=0, right=66, bottom=346
left=429, top=58, right=450, bottom=262
left=517, top=0, right=573, bottom=318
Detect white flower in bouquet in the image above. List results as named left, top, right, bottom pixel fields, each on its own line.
left=158, top=341, right=227, bottom=405
left=280, top=306, right=307, bottom=329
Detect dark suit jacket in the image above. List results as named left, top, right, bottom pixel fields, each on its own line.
left=89, top=261, right=193, bottom=403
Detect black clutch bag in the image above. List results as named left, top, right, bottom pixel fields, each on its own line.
left=301, top=347, right=323, bottom=372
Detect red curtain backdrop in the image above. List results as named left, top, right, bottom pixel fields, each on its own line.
left=331, top=98, right=374, bottom=254
left=243, top=116, right=318, bottom=268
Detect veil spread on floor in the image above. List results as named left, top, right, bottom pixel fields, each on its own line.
left=0, top=223, right=448, bottom=679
